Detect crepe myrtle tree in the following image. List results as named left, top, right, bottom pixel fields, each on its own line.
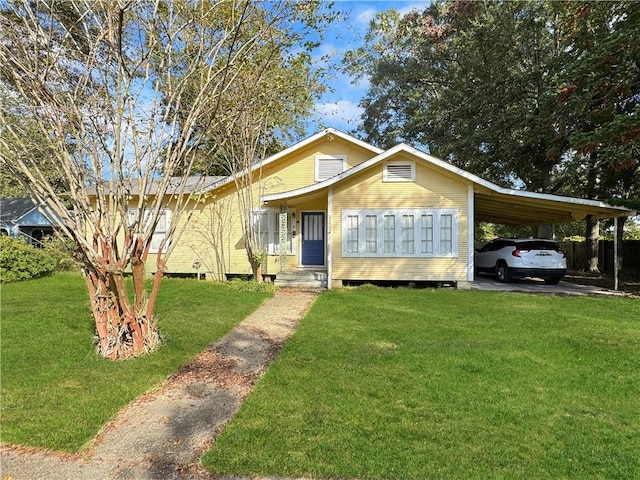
left=0, top=0, right=324, bottom=359
left=169, top=1, right=335, bottom=284
left=203, top=55, right=326, bottom=282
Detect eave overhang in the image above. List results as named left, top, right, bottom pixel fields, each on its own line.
left=262, top=143, right=635, bottom=224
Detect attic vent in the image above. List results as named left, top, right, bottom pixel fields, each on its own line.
left=315, top=155, right=346, bottom=182
left=384, top=161, right=415, bottom=182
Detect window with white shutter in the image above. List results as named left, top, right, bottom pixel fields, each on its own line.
left=421, top=214, right=434, bottom=254
left=128, top=208, right=170, bottom=254
left=342, top=209, right=457, bottom=258
left=315, top=155, right=347, bottom=181
left=251, top=209, right=296, bottom=255
left=383, top=215, right=395, bottom=253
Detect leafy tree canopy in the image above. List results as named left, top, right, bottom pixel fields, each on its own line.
left=344, top=0, right=639, bottom=210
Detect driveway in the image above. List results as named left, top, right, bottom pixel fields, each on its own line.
left=471, top=273, right=627, bottom=297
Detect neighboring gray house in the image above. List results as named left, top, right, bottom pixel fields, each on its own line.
left=0, top=198, right=62, bottom=246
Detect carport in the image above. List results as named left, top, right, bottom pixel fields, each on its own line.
left=470, top=180, right=636, bottom=290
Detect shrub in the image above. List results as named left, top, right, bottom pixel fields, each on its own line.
left=0, top=236, right=57, bottom=283
left=227, top=277, right=277, bottom=293
left=41, top=236, right=78, bottom=272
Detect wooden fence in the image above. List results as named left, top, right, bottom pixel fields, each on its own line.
left=559, top=240, right=640, bottom=276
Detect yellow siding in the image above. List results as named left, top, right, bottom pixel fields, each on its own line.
left=330, top=157, right=470, bottom=284
left=191, top=137, right=374, bottom=277
left=154, top=137, right=365, bottom=278
left=163, top=192, right=239, bottom=279
left=258, top=137, right=376, bottom=193
left=122, top=139, right=472, bottom=285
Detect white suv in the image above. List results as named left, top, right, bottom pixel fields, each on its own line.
left=475, top=238, right=567, bottom=284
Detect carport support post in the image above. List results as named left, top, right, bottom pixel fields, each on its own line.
left=614, top=217, right=619, bottom=291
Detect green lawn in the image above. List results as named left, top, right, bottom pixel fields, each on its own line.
left=0, top=272, right=272, bottom=452
left=203, top=288, right=640, bottom=479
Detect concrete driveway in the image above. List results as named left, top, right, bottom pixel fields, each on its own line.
left=471, top=273, right=627, bottom=297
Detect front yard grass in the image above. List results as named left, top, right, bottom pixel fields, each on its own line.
left=203, top=288, right=640, bottom=479
left=0, top=272, right=272, bottom=452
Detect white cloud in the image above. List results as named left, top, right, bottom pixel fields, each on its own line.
left=396, top=2, right=431, bottom=16
left=313, top=99, right=364, bottom=131
left=349, top=1, right=431, bottom=26
left=306, top=1, right=432, bottom=133
left=355, top=7, right=378, bottom=25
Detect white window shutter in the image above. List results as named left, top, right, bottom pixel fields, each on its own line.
left=316, top=156, right=346, bottom=181
left=317, top=158, right=343, bottom=180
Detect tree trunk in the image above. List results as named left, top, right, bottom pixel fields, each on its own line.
left=585, top=215, right=600, bottom=272
left=251, top=260, right=264, bottom=283
left=245, top=241, right=264, bottom=283
left=85, top=268, right=160, bottom=360
left=146, top=251, right=167, bottom=320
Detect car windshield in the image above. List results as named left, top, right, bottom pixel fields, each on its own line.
left=518, top=241, right=559, bottom=251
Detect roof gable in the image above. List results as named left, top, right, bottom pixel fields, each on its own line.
left=262, top=143, right=471, bottom=201
left=19, top=208, right=56, bottom=226
left=202, top=128, right=384, bottom=193
left=0, top=197, right=64, bottom=227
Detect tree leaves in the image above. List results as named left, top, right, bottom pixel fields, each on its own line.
left=345, top=0, right=639, bottom=208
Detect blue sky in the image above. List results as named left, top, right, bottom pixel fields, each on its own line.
left=306, top=1, right=432, bottom=135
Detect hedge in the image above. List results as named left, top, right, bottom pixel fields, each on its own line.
left=0, top=236, right=58, bottom=283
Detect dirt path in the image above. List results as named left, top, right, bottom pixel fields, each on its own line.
left=1, top=290, right=319, bottom=480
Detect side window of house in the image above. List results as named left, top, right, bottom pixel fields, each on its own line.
left=128, top=209, right=170, bottom=254
left=342, top=208, right=458, bottom=258
left=252, top=209, right=296, bottom=255
left=315, top=155, right=347, bottom=182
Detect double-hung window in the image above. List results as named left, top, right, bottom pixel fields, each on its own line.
left=439, top=213, right=453, bottom=255
left=346, top=214, right=359, bottom=254
left=252, top=209, right=296, bottom=255
left=421, top=214, right=433, bottom=254
left=127, top=208, right=170, bottom=254
left=365, top=214, right=377, bottom=253
left=342, top=208, right=457, bottom=257
left=383, top=214, right=395, bottom=253
left=401, top=214, right=415, bottom=254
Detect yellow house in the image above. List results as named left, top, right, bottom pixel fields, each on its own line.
left=151, top=128, right=633, bottom=289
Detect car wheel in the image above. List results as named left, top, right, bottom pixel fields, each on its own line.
left=544, top=277, right=561, bottom=285
left=496, top=262, right=511, bottom=283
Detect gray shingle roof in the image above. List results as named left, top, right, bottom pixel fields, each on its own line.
left=88, top=176, right=226, bottom=196
left=0, top=197, right=37, bottom=223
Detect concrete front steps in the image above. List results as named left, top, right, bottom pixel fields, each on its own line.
left=274, top=270, right=328, bottom=289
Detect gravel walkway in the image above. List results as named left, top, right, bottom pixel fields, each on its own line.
left=1, top=290, right=319, bottom=480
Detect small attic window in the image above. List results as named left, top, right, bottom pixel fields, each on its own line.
left=315, top=154, right=346, bottom=182
left=383, top=160, right=415, bottom=182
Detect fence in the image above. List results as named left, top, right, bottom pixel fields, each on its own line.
left=560, top=240, right=640, bottom=276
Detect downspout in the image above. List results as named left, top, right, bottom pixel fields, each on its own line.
left=327, top=186, right=332, bottom=290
